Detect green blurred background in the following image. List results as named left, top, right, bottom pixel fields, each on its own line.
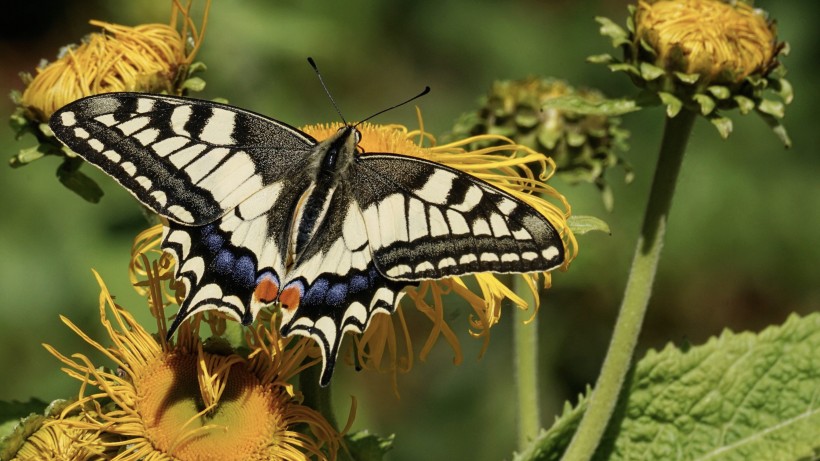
left=1, top=1, right=817, bottom=459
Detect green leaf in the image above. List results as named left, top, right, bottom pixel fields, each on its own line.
left=733, top=96, right=755, bottom=115
left=673, top=72, right=700, bottom=85
left=517, top=313, right=820, bottom=460
left=56, top=160, right=104, bottom=203
left=0, top=399, right=70, bottom=461
left=707, top=85, right=732, bottom=100
left=514, top=390, right=591, bottom=461
left=342, top=430, right=395, bottom=461
left=541, top=96, right=641, bottom=117
left=567, top=215, right=611, bottom=235
left=0, top=399, right=48, bottom=441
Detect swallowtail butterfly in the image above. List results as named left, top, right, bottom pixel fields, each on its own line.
left=49, top=89, right=564, bottom=385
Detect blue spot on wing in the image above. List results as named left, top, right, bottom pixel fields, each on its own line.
left=234, top=255, right=256, bottom=287
left=303, top=278, right=329, bottom=307
left=326, top=283, right=348, bottom=307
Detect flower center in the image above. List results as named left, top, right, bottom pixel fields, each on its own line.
left=136, top=352, right=287, bottom=461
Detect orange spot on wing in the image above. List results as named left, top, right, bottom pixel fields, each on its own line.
left=253, top=278, right=279, bottom=304
left=279, top=285, right=302, bottom=311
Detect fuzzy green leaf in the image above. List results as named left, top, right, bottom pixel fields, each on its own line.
left=0, top=399, right=48, bottom=441
left=0, top=399, right=69, bottom=461
left=516, top=313, right=820, bottom=461
left=567, top=215, right=611, bottom=235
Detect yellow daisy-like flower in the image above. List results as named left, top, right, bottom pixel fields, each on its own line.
left=10, top=0, right=213, bottom=202
left=593, top=0, right=792, bottom=144
left=635, top=0, right=778, bottom=85
left=42, top=267, right=342, bottom=460
left=19, top=1, right=209, bottom=122
left=8, top=412, right=118, bottom=461
left=301, top=120, right=576, bottom=388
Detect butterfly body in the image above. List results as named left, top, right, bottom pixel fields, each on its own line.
left=50, top=93, right=564, bottom=385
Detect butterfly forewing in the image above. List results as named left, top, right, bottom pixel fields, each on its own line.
left=351, top=154, right=565, bottom=281
left=50, top=93, right=316, bottom=225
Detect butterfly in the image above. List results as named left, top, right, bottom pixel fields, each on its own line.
left=49, top=90, right=565, bottom=385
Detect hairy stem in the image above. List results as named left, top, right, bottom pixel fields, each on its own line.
left=561, top=110, right=697, bottom=460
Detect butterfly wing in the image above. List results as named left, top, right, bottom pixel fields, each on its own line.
left=50, top=93, right=316, bottom=225
left=351, top=154, right=565, bottom=280
left=278, top=153, right=565, bottom=385
left=50, top=93, right=318, bottom=334
left=277, top=181, right=407, bottom=385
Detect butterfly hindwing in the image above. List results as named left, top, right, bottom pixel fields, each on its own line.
left=50, top=93, right=316, bottom=225
left=277, top=181, right=407, bottom=385
left=350, top=154, right=565, bottom=281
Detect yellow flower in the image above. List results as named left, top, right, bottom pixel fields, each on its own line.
left=9, top=0, right=213, bottom=202
left=19, top=1, right=209, bottom=123
left=635, top=0, right=778, bottom=85
left=42, top=267, right=342, bottom=461
left=9, top=413, right=118, bottom=460
left=301, top=120, right=576, bottom=390
left=593, top=0, right=792, bottom=144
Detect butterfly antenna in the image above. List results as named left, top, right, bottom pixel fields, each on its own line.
left=355, top=86, right=431, bottom=127
left=308, top=57, right=347, bottom=125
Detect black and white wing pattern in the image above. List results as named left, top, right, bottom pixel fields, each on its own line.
left=50, top=92, right=565, bottom=386
left=50, top=93, right=315, bottom=332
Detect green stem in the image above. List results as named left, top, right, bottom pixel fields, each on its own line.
left=514, top=275, right=541, bottom=449
left=561, top=110, right=697, bottom=461
left=301, top=364, right=339, bottom=431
